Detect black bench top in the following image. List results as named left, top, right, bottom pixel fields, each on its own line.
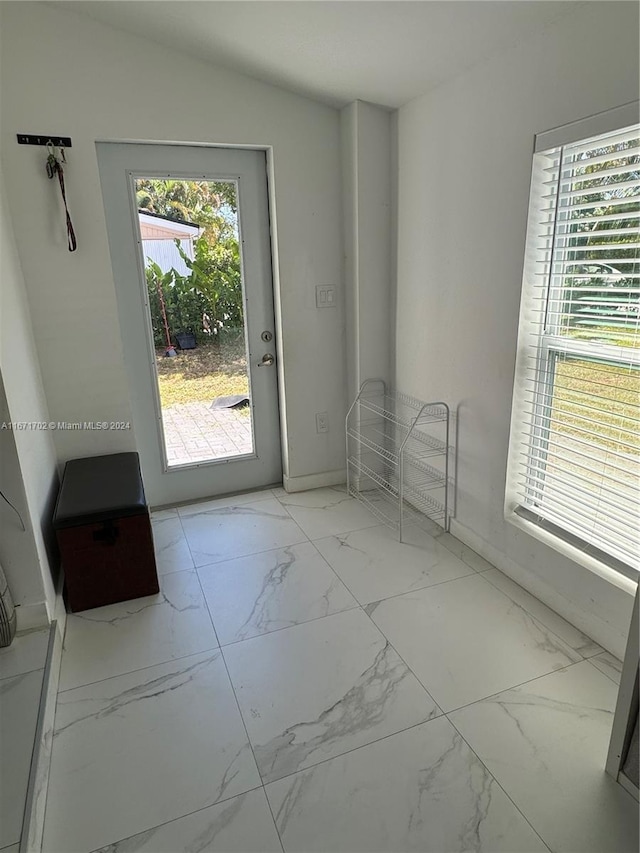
left=53, top=452, right=148, bottom=529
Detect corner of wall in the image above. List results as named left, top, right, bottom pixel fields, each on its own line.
left=0, top=164, right=59, bottom=619
left=341, top=100, right=394, bottom=404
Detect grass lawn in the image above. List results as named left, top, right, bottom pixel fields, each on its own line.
left=554, top=360, right=639, bottom=449
left=155, top=332, right=249, bottom=408
left=544, top=357, right=639, bottom=495
left=553, top=325, right=639, bottom=456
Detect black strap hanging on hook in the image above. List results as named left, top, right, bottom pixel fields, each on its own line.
left=46, top=142, right=77, bottom=252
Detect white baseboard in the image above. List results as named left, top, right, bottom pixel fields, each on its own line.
left=22, top=617, right=64, bottom=852
left=52, top=583, right=67, bottom=638
left=15, top=602, right=49, bottom=632
left=618, top=772, right=639, bottom=803
left=450, top=518, right=625, bottom=658
left=283, top=469, right=346, bottom=493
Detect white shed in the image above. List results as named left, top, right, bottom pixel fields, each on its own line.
left=138, top=211, right=200, bottom=277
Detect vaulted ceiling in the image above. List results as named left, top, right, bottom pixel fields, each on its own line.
left=50, top=1, right=586, bottom=108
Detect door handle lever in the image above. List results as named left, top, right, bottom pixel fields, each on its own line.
left=258, top=353, right=275, bottom=367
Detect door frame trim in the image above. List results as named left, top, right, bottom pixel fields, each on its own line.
left=95, top=138, right=291, bottom=486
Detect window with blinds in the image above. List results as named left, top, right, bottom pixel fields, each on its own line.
left=507, top=116, right=639, bottom=577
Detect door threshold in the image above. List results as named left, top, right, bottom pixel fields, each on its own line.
left=151, top=482, right=283, bottom=513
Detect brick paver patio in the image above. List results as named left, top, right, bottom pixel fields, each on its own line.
left=161, top=401, right=253, bottom=467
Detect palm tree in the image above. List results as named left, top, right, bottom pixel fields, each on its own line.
left=136, top=179, right=237, bottom=244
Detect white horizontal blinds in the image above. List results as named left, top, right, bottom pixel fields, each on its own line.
left=518, top=123, right=640, bottom=572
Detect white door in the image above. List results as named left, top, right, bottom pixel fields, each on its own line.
left=97, top=143, right=281, bottom=506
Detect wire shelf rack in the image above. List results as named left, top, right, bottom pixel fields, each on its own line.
left=346, top=379, right=454, bottom=541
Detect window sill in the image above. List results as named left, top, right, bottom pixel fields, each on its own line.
left=505, top=508, right=638, bottom=596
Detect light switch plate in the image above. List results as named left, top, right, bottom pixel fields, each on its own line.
left=316, top=285, right=336, bottom=308
left=316, top=412, right=329, bottom=433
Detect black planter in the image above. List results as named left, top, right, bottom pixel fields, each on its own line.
left=174, top=333, right=196, bottom=350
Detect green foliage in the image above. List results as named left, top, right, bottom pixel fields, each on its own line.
left=175, top=236, right=243, bottom=327
left=565, top=137, right=639, bottom=273
left=145, top=235, right=243, bottom=347
left=136, top=179, right=237, bottom=244
left=139, top=178, right=244, bottom=347
left=559, top=136, right=640, bottom=345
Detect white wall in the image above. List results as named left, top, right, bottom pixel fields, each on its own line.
left=395, top=2, right=639, bottom=657
left=0, top=168, right=58, bottom=625
left=0, top=375, right=44, bottom=614
left=0, top=2, right=346, bottom=487
left=341, top=101, right=393, bottom=404
left=341, top=103, right=359, bottom=407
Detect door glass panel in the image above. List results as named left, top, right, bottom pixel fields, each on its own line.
left=135, top=177, right=254, bottom=468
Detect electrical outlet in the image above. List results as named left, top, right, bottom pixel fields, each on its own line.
left=316, top=412, right=329, bottom=433
left=316, top=285, right=336, bottom=308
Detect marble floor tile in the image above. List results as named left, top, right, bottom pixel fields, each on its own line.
left=181, top=498, right=307, bottom=566
left=482, top=569, right=602, bottom=659
left=314, top=523, right=476, bottom=604
left=44, top=651, right=260, bottom=853
left=0, top=628, right=49, bottom=680
left=91, top=788, right=282, bottom=853
left=151, top=514, right=194, bottom=574
left=0, top=669, right=44, bottom=849
left=150, top=508, right=178, bottom=521
left=177, top=489, right=276, bottom=517
left=223, top=608, right=440, bottom=783
left=276, top=487, right=379, bottom=540
left=369, top=573, right=581, bottom=711
left=40, top=486, right=636, bottom=853
left=589, top=651, right=623, bottom=685
left=451, top=661, right=638, bottom=853
left=434, top=531, right=497, bottom=573
left=59, top=570, right=218, bottom=692
left=198, top=542, right=358, bottom=645
left=265, top=717, right=548, bottom=853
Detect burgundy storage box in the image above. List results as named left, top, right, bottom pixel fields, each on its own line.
left=53, top=452, right=159, bottom=613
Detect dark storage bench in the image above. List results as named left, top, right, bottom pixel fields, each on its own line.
left=53, top=452, right=159, bottom=613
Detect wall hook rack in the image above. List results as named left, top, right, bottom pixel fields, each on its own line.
left=17, top=134, right=72, bottom=148
left=19, top=134, right=78, bottom=251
